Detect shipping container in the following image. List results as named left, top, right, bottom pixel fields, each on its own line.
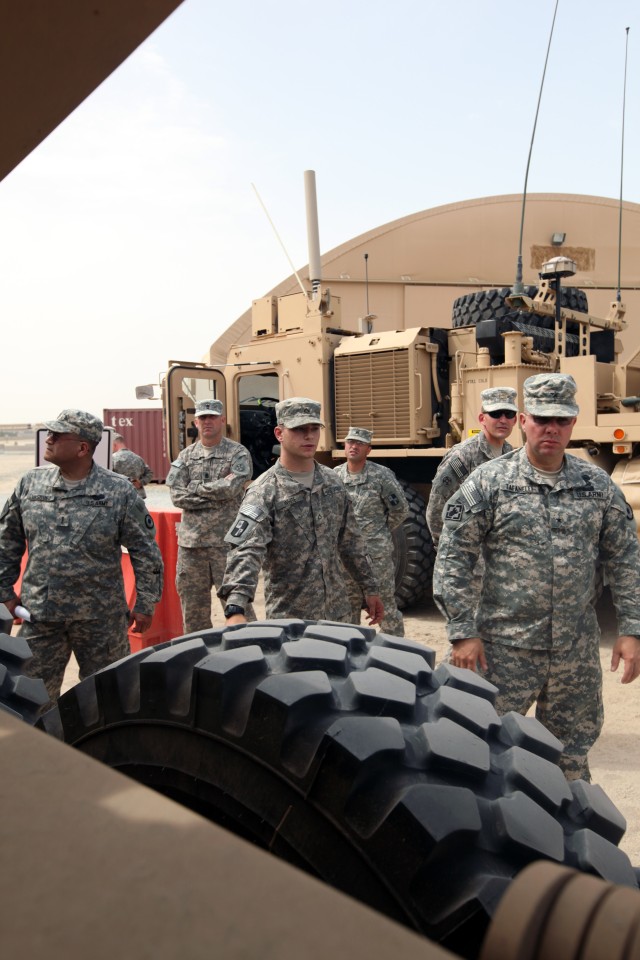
left=103, top=407, right=169, bottom=482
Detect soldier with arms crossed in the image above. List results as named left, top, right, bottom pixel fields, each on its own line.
left=167, top=398, right=254, bottom=632
left=433, top=374, right=640, bottom=781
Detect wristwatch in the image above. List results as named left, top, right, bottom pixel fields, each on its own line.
left=224, top=604, right=245, bottom=618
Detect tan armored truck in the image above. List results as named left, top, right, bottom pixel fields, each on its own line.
left=162, top=175, right=640, bottom=606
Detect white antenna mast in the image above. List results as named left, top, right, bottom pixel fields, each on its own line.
left=304, top=170, right=322, bottom=300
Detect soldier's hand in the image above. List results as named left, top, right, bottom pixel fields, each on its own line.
left=364, top=595, right=384, bottom=626
left=450, top=637, right=487, bottom=673
left=225, top=614, right=247, bottom=625
left=611, top=635, right=640, bottom=684
left=129, top=611, right=153, bottom=634
left=3, top=597, right=19, bottom=617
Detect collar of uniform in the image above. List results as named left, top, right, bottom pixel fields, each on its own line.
left=344, top=461, right=367, bottom=483
left=557, top=451, right=600, bottom=489
left=518, top=446, right=570, bottom=486
left=275, top=458, right=321, bottom=488
left=194, top=438, right=226, bottom=459
left=478, top=431, right=509, bottom=457
left=51, top=460, right=97, bottom=492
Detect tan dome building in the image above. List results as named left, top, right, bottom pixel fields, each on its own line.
left=210, top=193, right=640, bottom=363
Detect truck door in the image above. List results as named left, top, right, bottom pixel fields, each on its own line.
left=164, top=363, right=226, bottom=460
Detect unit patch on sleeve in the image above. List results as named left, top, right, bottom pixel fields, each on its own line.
left=224, top=502, right=267, bottom=545
left=444, top=502, right=464, bottom=522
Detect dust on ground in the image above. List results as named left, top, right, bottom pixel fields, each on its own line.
left=3, top=448, right=639, bottom=865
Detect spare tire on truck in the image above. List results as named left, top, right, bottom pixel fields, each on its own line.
left=452, top=285, right=588, bottom=329
left=39, top=621, right=638, bottom=956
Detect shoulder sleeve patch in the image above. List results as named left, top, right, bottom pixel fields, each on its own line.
left=459, top=479, right=483, bottom=508
left=449, top=456, right=469, bottom=482
left=444, top=501, right=464, bottom=522
left=224, top=502, right=268, bottom=546
left=166, top=459, right=185, bottom=487
left=442, top=480, right=488, bottom=529
left=130, top=495, right=155, bottom=533
left=609, top=486, right=636, bottom=525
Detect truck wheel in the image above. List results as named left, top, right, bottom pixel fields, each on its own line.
left=0, top=634, right=49, bottom=724
left=451, top=285, right=588, bottom=329
left=40, top=622, right=637, bottom=954
left=393, top=483, right=434, bottom=609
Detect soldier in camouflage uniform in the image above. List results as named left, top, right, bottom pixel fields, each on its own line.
left=167, top=398, right=254, bottom=632
left=219, top=398, right=383, bottom=625
left=427, top=386, right=518, bottom=547
left=334, top=426, right=408, bottom=635
left=433, top=374, right=640, bottom=781
left=112, top=433, right=154, bottom=499
left=0, top=409, right=163, bottom=704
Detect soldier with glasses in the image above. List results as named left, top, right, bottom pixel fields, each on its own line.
left=427, top=387, right=518, bottom=547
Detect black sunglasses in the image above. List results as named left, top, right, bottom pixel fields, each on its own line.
left=530, top=415, right=574, bottom=427
left=486, top=410, right=517, bottom=420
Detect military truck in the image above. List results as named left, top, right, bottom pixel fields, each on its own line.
left=162, top=173, right=639, bottom=607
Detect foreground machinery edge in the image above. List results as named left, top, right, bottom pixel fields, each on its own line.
left=3, top=685, right=635, bottom=960
left=2, top=629, right=639, bottom=957
left=34, top=622, right=640, bottom=959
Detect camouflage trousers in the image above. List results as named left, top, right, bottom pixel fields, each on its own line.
left=176, top=545, right=256, bottom=634
left=482, top=630, right=604, bottom=782
left=346, top=552, right=404, bottom=636
left=21, top=614, right=130, bottom=707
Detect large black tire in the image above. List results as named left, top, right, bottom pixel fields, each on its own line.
left=40, top=622, right=637, bottom=956
left=393, top=483, right=434, bottom=609
left=452, top=285, right=588, bottom=330
left=0, top=634, right=49, bottom=724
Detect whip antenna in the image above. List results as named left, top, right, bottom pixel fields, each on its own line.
left=512, top=0, right=560, bottom=295
left=616, top=27, right=630, bottom=303
left=364, top=253, right=370, bottom=317
left=251, top=182, right=308, bottom=298
left=361, top=252, right=377, bottom=332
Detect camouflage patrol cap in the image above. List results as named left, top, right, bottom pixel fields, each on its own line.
left=276, top=397, right=324, bottom=428
left=480, top=386, right=518, bottom=413
left=44, top=409, right=103, bottom=445
left=523, top=373, right=579, bottom=417
left=195, top=399, right=223, bottom=417
left=345, top=426, right=373, bottom=444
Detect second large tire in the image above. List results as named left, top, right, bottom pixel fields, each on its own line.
left=452, top=285, right=588, bottom=329
left=393, top=483, right=435, bottom=609
left=40, top=621, right=637, bottom=956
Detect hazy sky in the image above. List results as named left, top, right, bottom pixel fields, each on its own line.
left=1, top=0, right=638, bottom=424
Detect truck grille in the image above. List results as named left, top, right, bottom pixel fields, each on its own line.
left=334, top=350, right=411, bottom=442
